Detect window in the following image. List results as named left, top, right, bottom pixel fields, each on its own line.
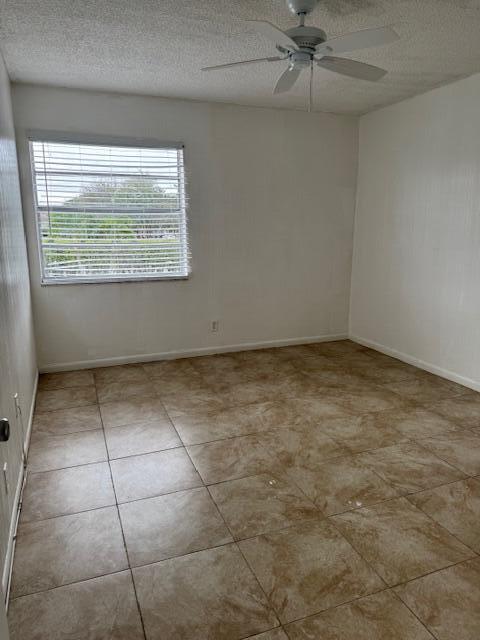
left=30, top=136, right=189, bottom=284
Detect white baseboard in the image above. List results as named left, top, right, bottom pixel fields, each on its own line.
left=39, top=333, right=349, bottom=373
left=2, top=370, right=38, bottom=602
left=350, top=334, right=480, bottom=393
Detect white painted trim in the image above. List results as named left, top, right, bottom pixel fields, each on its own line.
left=23, top=371, right=39, bottom=454
left=27, top=129, right=184, bottom=150
left=39, top=334, right=348, bottom=373
left=2, top=371, right=38, bottom=603
left=350, top=335, right=480, bottom=393
left=2, top=465, right=24, bottom=602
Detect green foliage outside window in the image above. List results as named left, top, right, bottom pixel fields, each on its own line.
left=41, top=178, right=183, bottom=276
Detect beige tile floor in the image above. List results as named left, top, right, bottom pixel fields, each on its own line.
left=8, top=340, right=480, bottom=640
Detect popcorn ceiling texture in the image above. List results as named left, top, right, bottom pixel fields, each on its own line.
left=1, top=0, right=480, bottom=114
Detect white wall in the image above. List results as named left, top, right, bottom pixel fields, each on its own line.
left=0, top=56, right=37, bottom=594
left=350, top=73, right=480, bottom=390
left=12, top=84, right=358, bottom=371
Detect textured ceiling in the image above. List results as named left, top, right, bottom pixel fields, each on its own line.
left=1, top=0, right=480, bottom=115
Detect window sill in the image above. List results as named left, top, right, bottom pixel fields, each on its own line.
left=40, top=275, right=190, bottom=286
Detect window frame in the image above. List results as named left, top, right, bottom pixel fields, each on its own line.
left=28, top=131, right=190, bottom=286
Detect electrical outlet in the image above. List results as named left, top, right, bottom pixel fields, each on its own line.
left=211, top=320, right=219, bottom=333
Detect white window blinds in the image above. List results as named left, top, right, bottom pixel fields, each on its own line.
left=30, top=138, right=189, bottom=283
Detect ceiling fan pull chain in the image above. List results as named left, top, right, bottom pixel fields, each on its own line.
left=308, top=60, right=313, bottom=113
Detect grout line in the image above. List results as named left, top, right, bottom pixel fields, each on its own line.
left=23, top=405, right=480, bottom=529
left=34, top=400, right=97, bottom=415
left=172, top=401, right=283, bottom=627
left=19, top=454, right=480, bottom=542
left=23, top=457, right=107, bottom=475
left=238, top=535, right=391, bottom=630
left=389, top=589, right=439, bottom=639
left=106, top=443, right=184, bottom=462
left=239, top=625, right=286, bottom=640
left=26, top=411, right=479, bottom=503
left=19, top=350, right=480, bottom=636
left=35, top=377, right=455, bottom=449
left=232, top=540, right=282, bottom=628
left=26, top=458, right=111, bottom=476
left=400, top=499, right=480, bottom=559
left=402, top=475, right=477, bottom=498
left=128, top=539, right=239, bottom=572
left=414, top=398, right=479, bottom=429
left=94, top=477, right=204, bottom=506
left=276, top=584, right=392, bottom=627
left=326, top=516, right=390, bottom=587
left=388, top=555, right=480, bottom=590
left=356, top=438, right=468, bottom=476
left=279, top=584, right=436, bottom=636
left=128, top=396, right=284, bottom=630
left=183, top=423, right=399, bottom=455
left=411, top=437, right=475, bottom=477
left=29, top=427, right=99, bottom=441
left=94, top=385, right=148, bottom=640
left=36, top=383, right=95, bottom=392
left=19, top=501, right=118, bottom=526
left=327, top=506, right=479, bottom=580
left=8, top=568, right=138, bottom=602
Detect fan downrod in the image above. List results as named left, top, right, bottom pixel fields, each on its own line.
left=282, top=1, right=326, bottom=51
left=285, top=0, right=318, bottom=18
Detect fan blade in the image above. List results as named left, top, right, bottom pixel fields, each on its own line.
left=317, top=56, right=387, bottom=81
left=318, top=26, right=398, bottom=55
left=274, top=66, right=302, bottom=94
left=247, top=20, right=298, bottom=50
left=202, top=56, right=284, bottom=71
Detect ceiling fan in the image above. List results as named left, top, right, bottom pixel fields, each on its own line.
left=202, top=0, right=399, bottom=111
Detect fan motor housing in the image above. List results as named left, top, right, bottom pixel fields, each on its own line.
left=285, top=26, right=327, bottom=50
